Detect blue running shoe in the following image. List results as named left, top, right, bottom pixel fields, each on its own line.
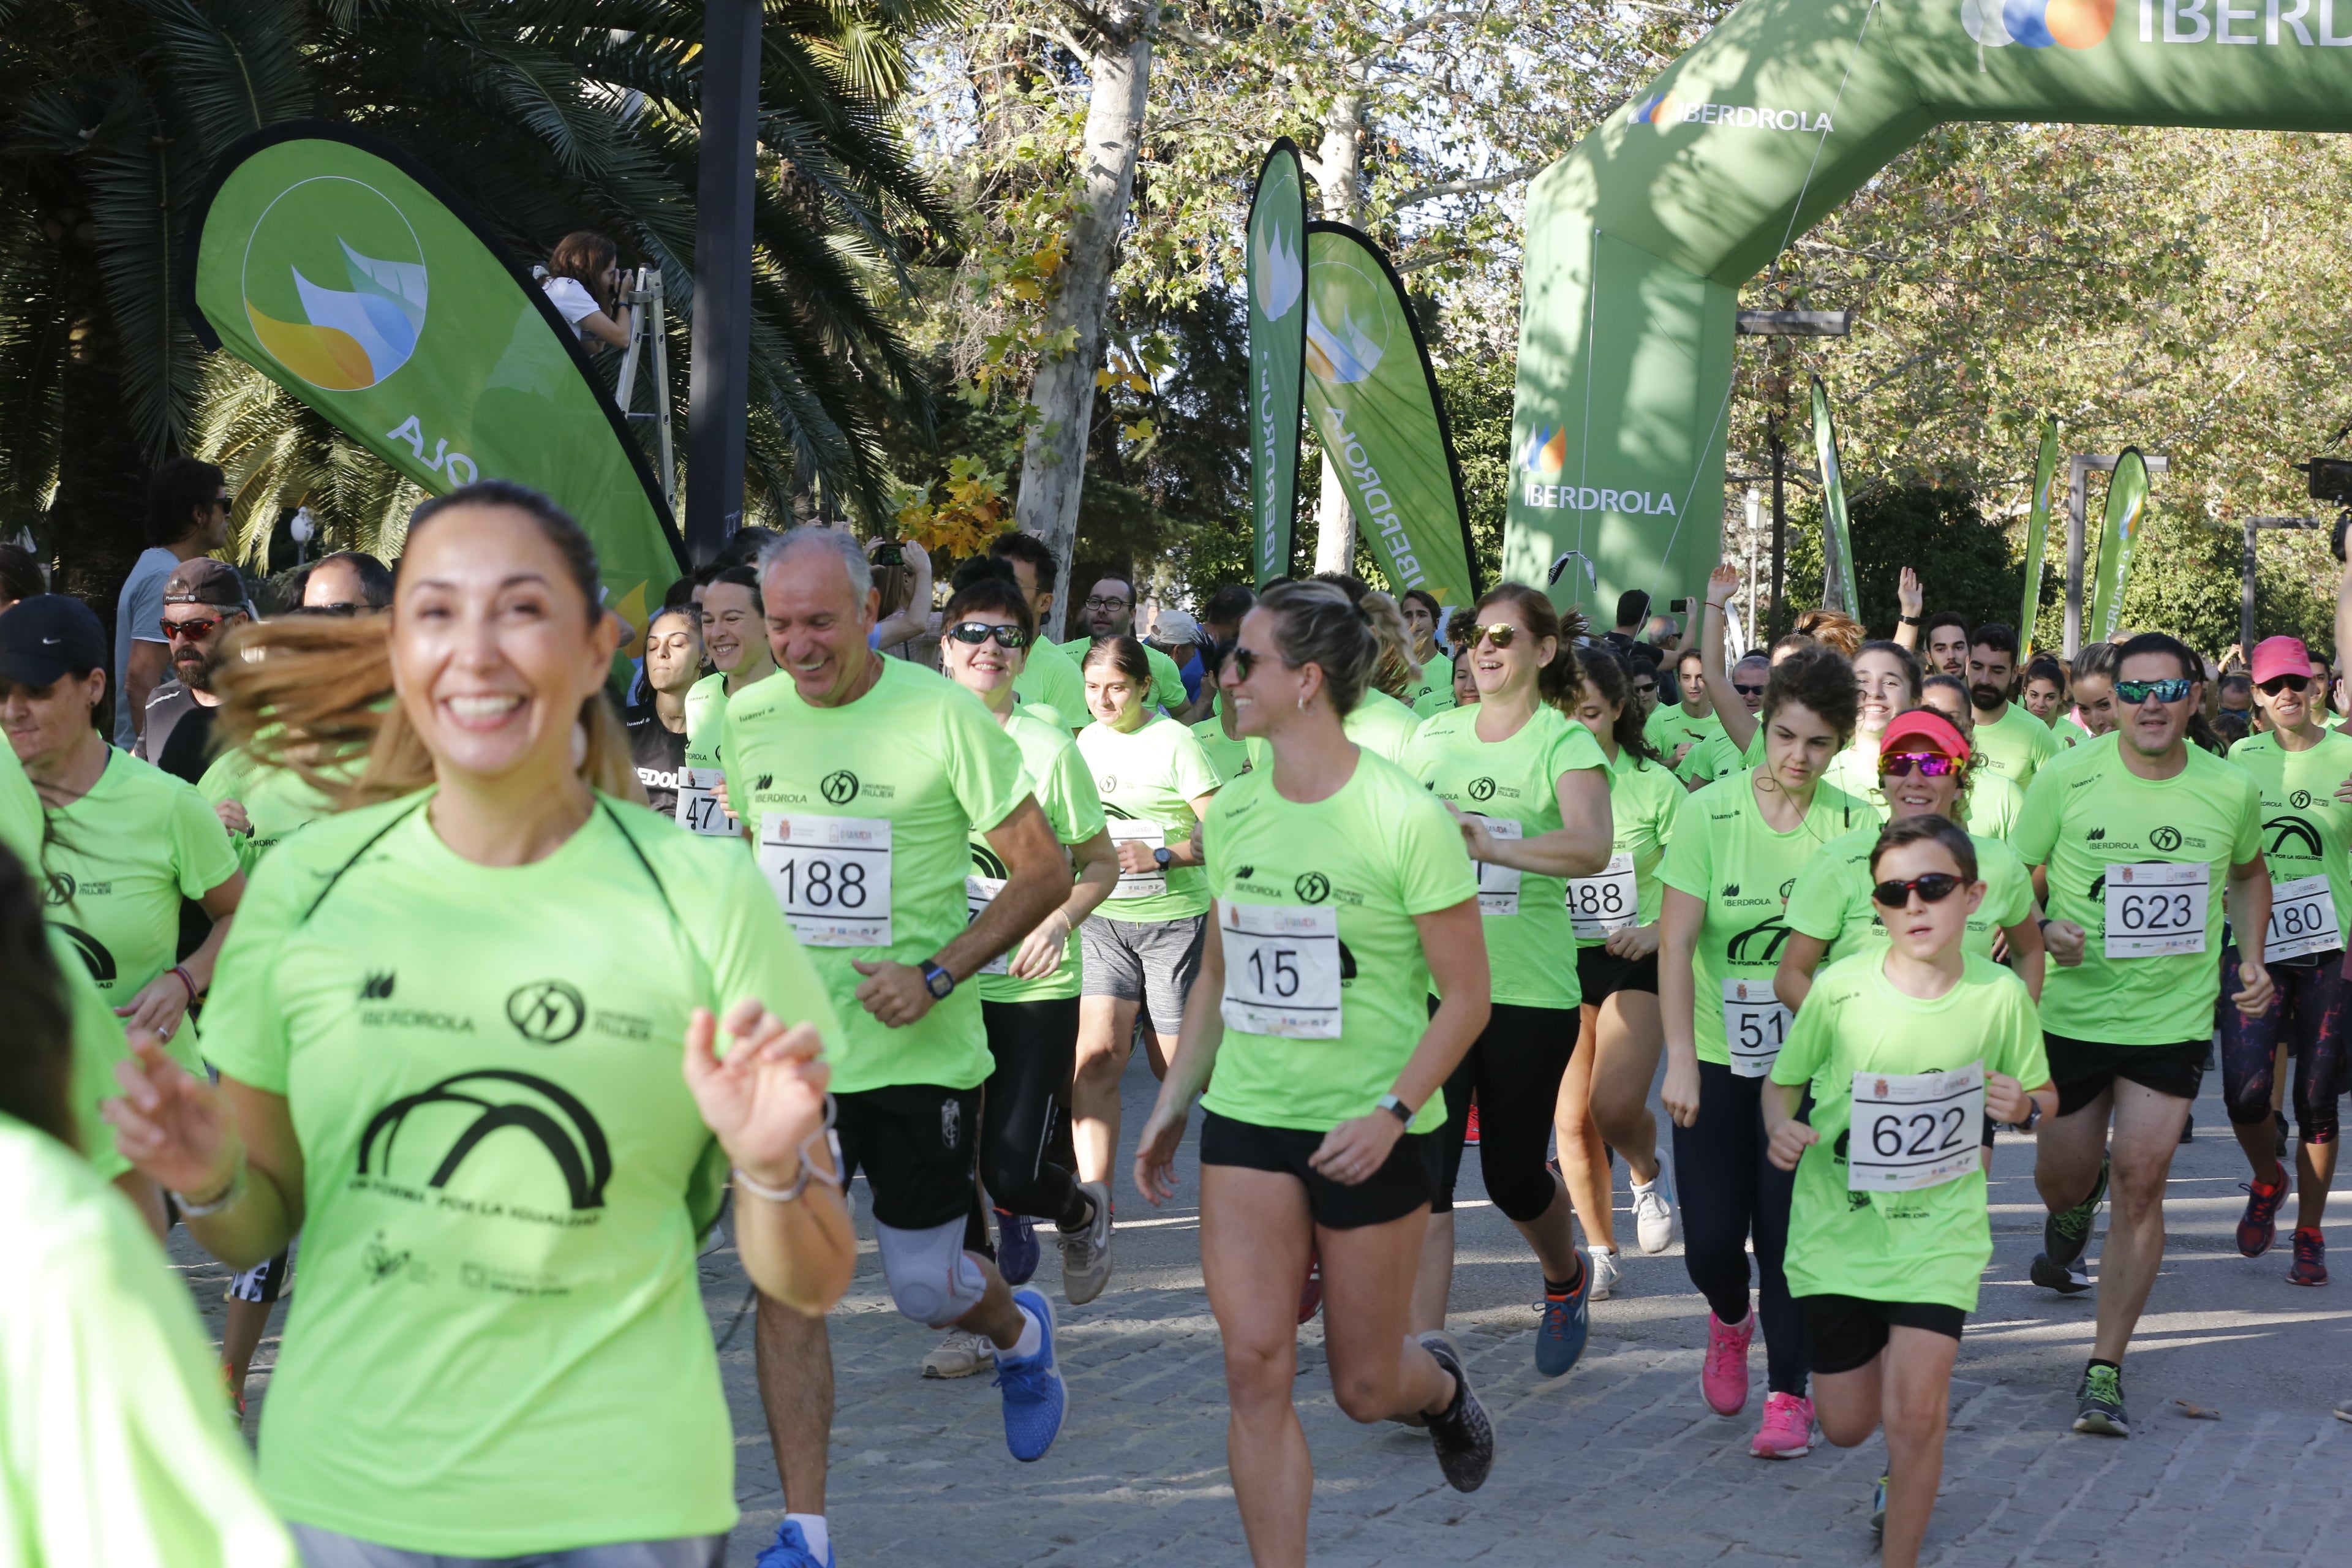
left=1535, top=1261, right=1591, bottom=1378
left=995, top=1289, right=1066, bottom=1461
left=996, top=1205, right=1040, bottom=1286
left=756, top=1520, right=835, bottom=1568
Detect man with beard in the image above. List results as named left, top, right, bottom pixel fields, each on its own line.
left=1058, top=575, right=1188, bottom=715
left=131, top=559, right=251, bottom=786
left=1966, top=622, right=2061, bottom=790
left=1920, top=610, right=1970, bottom=680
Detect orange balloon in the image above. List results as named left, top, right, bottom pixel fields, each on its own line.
left=2045, top=0, right=2115, bottom=48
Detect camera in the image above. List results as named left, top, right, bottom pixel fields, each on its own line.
left=873, top=541, right=905, bottom=568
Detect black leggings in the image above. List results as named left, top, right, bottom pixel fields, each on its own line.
left=979, top=997, right=1084, bottom=1220
left=2218, top=944, right=2346, bottom=1144
left=1431, top=1001, right=1577, bottom=1222
left=1672, top=1060, right=1806, bottom=1396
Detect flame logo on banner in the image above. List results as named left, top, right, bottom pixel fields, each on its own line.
left=1963, top=0, right=2114, bottom=47
left=1305, top=296, right=1384, bottom=384
left=241, top=179, right=428, bottom=391
left=1254, top=223, right=1302, bottom=321
left=1520, top=425, right=1569, bottom=475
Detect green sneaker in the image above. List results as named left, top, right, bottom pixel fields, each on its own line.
left=1871, top=1474, right=1889, bottom=1545
left=2046, top=1157, right=2109, bottom=1267
left=2073, top=1363, right=2128, bottom=1437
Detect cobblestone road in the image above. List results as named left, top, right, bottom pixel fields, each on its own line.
left=179, top=1054, right=2352, bottom=1566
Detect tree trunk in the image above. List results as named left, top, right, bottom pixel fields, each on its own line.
left=1307, top=94, right=1362, bottom=576
left=1012, top=0, right=1153, bottom=641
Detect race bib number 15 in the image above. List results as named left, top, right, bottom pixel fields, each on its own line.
left=760, top=814, right=893, bottom=947
left=1219, top=902, right=1342, bottom=1039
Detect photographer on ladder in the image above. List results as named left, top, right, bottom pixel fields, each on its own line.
left=538, top=230, right=634, bottom=349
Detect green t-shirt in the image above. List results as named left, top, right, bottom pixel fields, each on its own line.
left=197, top=747, right=340, bottom=875
left=1659, top=774, right=1870, bottom=1066
left=1406, top=669, right=1455, bottom=717
left=1822, top=734, right=1885, bottom=819
left=201, top=792, right=842, bottom=1555
left=1771, top=951, right=2050, bottom=1311
left=2227, top=728, right=2352, bottom=949
left=1585, top=744, right=1684, bottom=943
left=680, top=669, right=727, bottom=771
left=1964, top=770, right=2024, bottom=841
left=1061, top=636, right=1189, bottom=716
left=2013, top=738, right=2264, bottom=1046
left=1403, top=704, right=1605, bottom=1008
left=1076, top=712, right=1222, bottom=923
left=0, top=1115, right=301, bottom=1568
left=1244, top=687, right=1425, bottom=775
left=1682, top=720, right=1766, bottom=786
left=1199, top=752, right=1477, bottom=1134
left=1783, top=823, right=2034, bottom=963
left=1191, top=714, right=1254, bottom=785
left=2056, top=715, right=2094, bottom=748
left=1012, top=634, right=1087, bottom=729
left=724, top=657, right=1028, bottom=1095
left=42, top=750, right=239, bottom=1074
left=1971, top=701, right=2061, bottom=791
left=1649, top=704, right=1723, bottom=777
left=974, top=707, right=1106, bottom=1003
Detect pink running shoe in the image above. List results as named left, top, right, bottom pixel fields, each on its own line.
left=1702, top=1311, right=1754, bottom=1416
left=1750, top=1392, right=1815, bottom=1458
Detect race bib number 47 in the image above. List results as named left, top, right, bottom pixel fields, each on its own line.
left=1219, top=902, right=1342, bottom=1039
left=1847, top=1061, right=1985, bottom=1193
left=2103, top=861, right=2207, bottom=959
left=677, top=767, right=738, bottom=838
left=1722, top=978, right=1792, bottom=1078
left=760, top=814, right=892, bottom=947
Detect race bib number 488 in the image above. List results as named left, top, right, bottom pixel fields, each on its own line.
left=760, top=814, right=892, bottom=947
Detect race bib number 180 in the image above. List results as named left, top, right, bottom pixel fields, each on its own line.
left=1219, top=902, right=1342, bottom=1039
left=1847, top=1061, right=1986, bottom=1193
left=760, top=814, right=892, bottom=947
left=1722, top=978, right=1792, bottom=1078
left=2266, top=873, right=2341, bottom=963
left=2103, top=861, right=2207, bottom=959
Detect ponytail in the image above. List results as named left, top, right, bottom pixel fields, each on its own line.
left=1473, top=581, right=1586, bottom=715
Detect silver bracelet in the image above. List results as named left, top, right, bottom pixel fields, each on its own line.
left=173, top=1153, right=247, bottom=1218
left=734, top=1096, right=846, bottom=1205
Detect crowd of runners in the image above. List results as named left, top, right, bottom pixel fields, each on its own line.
left=6, top=461, right=2350, bottom=1568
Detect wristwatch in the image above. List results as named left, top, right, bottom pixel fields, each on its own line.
left=920, top=961, right=956, bottom=1000
left=1153, top=846, right=1174, bottom=869
left=2018, top=1102, right=2042, bottom=1134
left=1898, top=614, right=1921, bottom=626
left=1377, top=1093, right=1415, bottom=1125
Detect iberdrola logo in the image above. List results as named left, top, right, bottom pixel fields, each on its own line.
left=1963, top=0, right=2115, bottom=48
left=1254, top=222, right=1301, bottom=322
left=1519, top=426, right=1568, bottom=477
left=1304, top=250, right=1388, bottom=385
left=241, top=177, right=428, bottom=391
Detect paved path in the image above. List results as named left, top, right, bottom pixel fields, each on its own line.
left=177, top=1053, right=2352, bottom=1565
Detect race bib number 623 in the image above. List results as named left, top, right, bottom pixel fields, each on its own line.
left=2103, top=861, right=2207, bottom=959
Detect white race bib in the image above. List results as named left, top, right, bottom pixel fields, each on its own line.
left=676, top=767, right=738, bottom=838
left=2103, top=861, right=2207, bottom=959
left=1219, top=902, right=1343, bottom=1039
left=759, top=814, right=892, bottom=946
left=1722, top=977, right=1792, bottom=1078
left=964, top=874, right=1011, bottom=976
left=2265, top=872, right=2342, bottom=963
left=1473, top=816, right=1523, bottom=917
left=1567, top=851, right=1639, bottom=940
left=1107, top=820, right=1167, bottom=899
left=1847, top=1061, right=1986, bottom=1193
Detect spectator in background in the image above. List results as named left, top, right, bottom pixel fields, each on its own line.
left=296, top=550, right=392, bottom=613
left=869, top=536, right=937, bottom=664
left=1920, top=609, right=1970, bottom=680
left=115, top=459, right=232, bottom=750
left=1398, top=586, right=1452, bottom=715
left=0, top=543, right=40, bottom=612
left=1605, top=589, right=1649, bottom=654
left=132, top=560, right=252, bottom=785
left=1642, top=611, right=1683, bottom=654
left=1627, top=648, right=1663, bottom=720
left=719, top=525, right=782, bottom=570
left=987, top=533, right=1088, bottom=727
left=538, top=231, right=633, bottom=349
left=1200, top=584, right=1256, bottom=647
left=1060, top=575, right=1188, bottom=714
left=2218, top=670, right=2253, bottom=721
left=1147, top=608, right=1208, bottom=710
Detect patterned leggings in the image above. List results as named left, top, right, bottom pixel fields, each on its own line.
left=2217, top=944, right=2346, bottom=1144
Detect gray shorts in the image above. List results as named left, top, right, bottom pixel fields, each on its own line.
left=1080, top=911, right=1205, bottom=1031
left=292, top=1526, right=725, bottom=1568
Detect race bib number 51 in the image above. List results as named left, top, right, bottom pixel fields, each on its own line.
left=1219, top=902, right=1342, bottom=1039
left=1848, top=1061, right=1985, bottom=1193
left=760, top=814, right=892, bottom=946
left=1722, top=978, right=1792, bottom=1078
left=2103, top=861, right=2207, bottom=959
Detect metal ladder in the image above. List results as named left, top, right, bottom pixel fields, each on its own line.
left=614, top=267, right=677, bottom=512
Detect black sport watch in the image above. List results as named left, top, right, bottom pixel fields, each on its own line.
left=921, top=961, right=956, bottom=1000
left=1153, top=846, right=1174, bottom=869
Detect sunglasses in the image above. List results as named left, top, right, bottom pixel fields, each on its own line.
left=2115, top=677, right=2193, bottom=706
left=944, top=620, right=1027, bottom=649
left=1878, top=751, right=1959, bottom=779
left=159, top=616, right=227, bottom=641
left=1470, top=623, right=1524, bottom=650
left=2259, top=674, right=2310, bottom=696
left=1732, top=682, right=1765, bottom=698
left=1870, top=872, right=1965, bottom=908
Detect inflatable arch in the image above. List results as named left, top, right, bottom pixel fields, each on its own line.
left=1503, top=0, right=2352, bottom=615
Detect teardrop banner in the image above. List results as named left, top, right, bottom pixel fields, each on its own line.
left=1300, top=222, right=1481, bottom=611
left=1246, top=140, right=1308, bottom=588
left=181, top=121, right=684, bottom=662
left=1809, top=375, right=1856, bottom=616
left=2019, top=414, right=2061, bottom=653
left=2087, top=447, right=2148, bottom=644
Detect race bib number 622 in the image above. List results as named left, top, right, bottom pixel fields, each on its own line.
left=760, top=813, right=893, bottom=947
left=1847, top=1061, right=1985, bottom=1193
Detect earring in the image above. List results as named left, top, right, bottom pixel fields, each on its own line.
left=570, top=719, right=589, bottom=770
left=1296, top=695, right=1308, bottom=713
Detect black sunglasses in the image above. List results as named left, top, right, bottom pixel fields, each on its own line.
left=1871, top=872, right=1964, bottom=908
left=1732, top=681, right=1765, bottom=698
left=2259, top=674, right=2310, bottom=696
left=1230, top=646, right=1290, bottom=682
left=944, top=620, right=1027, bottom=649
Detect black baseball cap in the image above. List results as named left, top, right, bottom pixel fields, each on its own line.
left=0, top=594, right=108, bottom=689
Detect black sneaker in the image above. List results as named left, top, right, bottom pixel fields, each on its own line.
left=2044, top=1157, right=2108, bottom=1268
left=2073, top=1363, right=2128, bottom=1437
left=1417, top=1332, right=1494, bottom=1492
left=2030, top=1251, right=2093, bottom=1294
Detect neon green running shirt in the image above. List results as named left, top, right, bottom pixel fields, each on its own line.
left=200, top=792, right=842, bottom=1556
left=974, top=706, right=1105, bottom=1003
left=1782, top=823, right=2033, bottom=964
left=198, top=747, right=340, bottom=874
left=1970, top=700, right=2061, bottom=791
left=1191, top=713, right=1254, bottom=784
left=1012, top=633, right=1087, bottom=728
left=1077, top=712, right=1221, bottom=923
left=2227, top=728, right=2352, bottom=950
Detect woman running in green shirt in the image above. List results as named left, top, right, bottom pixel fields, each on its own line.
left=1402, top=584, right=1612, bottom=1373
left=1659, top=644, right=1869, bottom=1460
left=1765, top=815, right=2054, bottom=1568
left=1555, top=647, right=1683, bottom=1296
left=103, top=481, right=856, bottom=1567
left=678, top=564, right=775, bottom=836
left=1918, top=677, right=2025, bottom=839
left=1134, top=579, right=1497, bottom=1559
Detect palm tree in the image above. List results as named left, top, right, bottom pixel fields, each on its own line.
left=0, top=0, right=954, bottom=603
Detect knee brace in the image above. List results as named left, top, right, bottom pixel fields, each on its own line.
left=874, top=1217, right=988, bottom=1327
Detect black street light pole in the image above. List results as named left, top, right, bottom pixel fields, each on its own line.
left=685, top=0, right=763, bottom=566
left=1733, top=310, right=1850, bottom=642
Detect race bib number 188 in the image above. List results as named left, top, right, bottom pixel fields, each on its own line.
left=760, top=814, right=892, bottom=947
left=1847, top=1061, right=1986, bottom=1193
left=2103, top=861, right=2207, bottom=959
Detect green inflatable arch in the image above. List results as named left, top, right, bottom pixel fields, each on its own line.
left=1504, top=0, right=2352, bottom=617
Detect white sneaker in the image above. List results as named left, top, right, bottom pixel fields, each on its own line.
left=921, top=1328, right=997, bottom=1379
left=1586, top=1246, right=1623, bottom=1302
left=1058, top=1181, right=1114, bottom=1305
left=1632, top=1175, right=1677, bottom=1254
